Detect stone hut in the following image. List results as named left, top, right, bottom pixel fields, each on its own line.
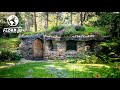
left=19, top=34, right=109, bottom=60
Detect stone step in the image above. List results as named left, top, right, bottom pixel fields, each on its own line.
left=33, top=57, right=45, bottom=61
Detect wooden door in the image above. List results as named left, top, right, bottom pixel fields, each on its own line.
left=32, top=39, right=43, bottom=58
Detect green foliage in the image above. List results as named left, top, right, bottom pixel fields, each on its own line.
left=21, top=31, right=39, bottom=36
left=84, top=26, right=108, bottom=36
left=66, top=55, right=100, bottom=64
left=0, top=14, right=8, bottom=37
left=100, top=40, right=119, bottom=54
left=0, top=38, right=20, bottom=52
left=50, top=25, right=64, bottom=32
left=66, top=57, right=77, bottom=63
left=0, top=49, right=21, bottom=61
left=95, top=12, right=120, bottom=38
left=74, top=25, right=86, bottom=31
left=84, top=15, right=98, bottom=27
left=64, top=26, right=76, bottom=36
left=86, top=65, right=120, bottom=78
left=0, top=49, right=11, bottom=61
left=89, top=55, right=100, bottom=64
left=95, top=12, right=113, bottom=27
left=104, top=66, right=120, bottom=78
left=49, top=24, right=108, bottom=36
left=82, top=55, right=100, bottom=64
left=99, top=53, right=109, bottom=63
left=99, top=39, right=120, bottom=63
left=9, top=33, right=19, bottom=38
left=110, top=13, right=120, bottom=38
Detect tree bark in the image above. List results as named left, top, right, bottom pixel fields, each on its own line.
left=71, top=12, right=72, bottom=25
left=80, top=12, right=83, bottom=26
left=83, top=12, right=86, bottom=21
left=46, top=12, right=49, bottom=32
left=56, top=12, right=58, bottom=26
left=34, top=12, right=37, bottom=32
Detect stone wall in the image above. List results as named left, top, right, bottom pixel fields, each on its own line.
left=19, top=34, right=107, bottom=60
left=44, top=40, right=87, bottom=60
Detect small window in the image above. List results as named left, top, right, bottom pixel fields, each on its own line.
left=48, top=40, right=57, bottom=51
left=85, top=41, right=94, bottom=51
left=66, top=40, right=77, bottom=50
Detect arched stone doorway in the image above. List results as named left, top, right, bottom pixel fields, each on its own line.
left=32, top=38, right=44, bottom=59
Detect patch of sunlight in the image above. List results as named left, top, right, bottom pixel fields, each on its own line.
left=63, top=63, right=86, bottom=71
left=6, top=63, right=15, bottom=65
left=9, top=38, right=19, bottom=41
left=78, top=64, right=110, bottom=68
left=44, top=65, right=55, bottom=67
left=54, top=66, right=65, bottom=70
left=33, top=67, right=45, bottom=70
left=0, top=66, right=10, bottom=69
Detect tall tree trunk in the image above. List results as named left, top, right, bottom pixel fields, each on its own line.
left=56, top=12, right=58, bottom=26
left=46, top=12, right=49, bottom=32
left=34, top=12, right=37, bottom=32
left=71, top=12, right=72, bottom=25
left=83, top=12, right=86, bottom=21
left=80, top=12, right=83, bottom=26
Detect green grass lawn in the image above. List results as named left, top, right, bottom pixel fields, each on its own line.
left=1, top=60, right=119, bottom=78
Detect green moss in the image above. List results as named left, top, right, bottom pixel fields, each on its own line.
left=20, top=31, right=40, bottom=36
left=48, top=25, right=108, bottom=36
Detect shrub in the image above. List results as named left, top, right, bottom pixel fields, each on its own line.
left=81, top=53, right=100, bottom=64
left=51, top=26, right=64, bottom=32
left=0, top=49, right=21, bottom=61
left=57, top=29, right=65, bottom=36
left=0, top=49, right=11, bottom=61
left=67, top=57, right=77, bottom=63
left=64, top=26, right=76, bottom=36
left=9, top=33, right=19, bottom=38
left=105, top=66, right=120, bottom=78
left=89, top=55, right=99, bottom=64
left=10, top=51, right=21, bottom=60
left=76, top=60, right=85, bottom=64
left=74, top=25, right=86, bottom=31
left=50, top=31, right=58, bottom=35
left=98, top=40, right=120, bottom=63
left=99, top=53, right=109, bottom=63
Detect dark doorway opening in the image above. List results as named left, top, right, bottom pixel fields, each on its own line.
left=66, top=40, right=77, bottom=50
left=48, top=40, right=57, bottom=51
